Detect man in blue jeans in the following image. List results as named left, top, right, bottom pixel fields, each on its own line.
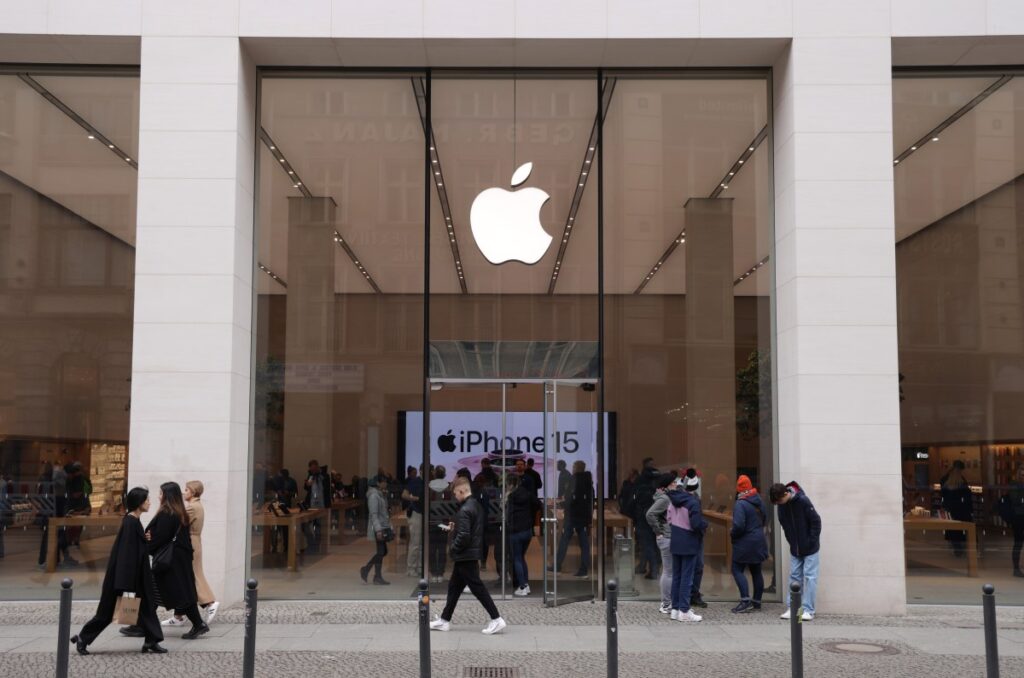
left=770, top=481, right=822, bottom=621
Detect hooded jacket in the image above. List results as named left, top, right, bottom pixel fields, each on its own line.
left=730, top=492, right=769, bottom=564
left=776, top=481, right=821, bottom=558
left=646, top=489, right=671, bottom=539
left=666, top=489, right=706, bottom=556
left=450, top=495, right=484, bottom=562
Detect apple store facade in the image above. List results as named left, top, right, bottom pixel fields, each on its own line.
left=2, top=3, right=1024, bottom=616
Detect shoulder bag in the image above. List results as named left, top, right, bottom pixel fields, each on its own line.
left=150, top=525, right=178, bottom=574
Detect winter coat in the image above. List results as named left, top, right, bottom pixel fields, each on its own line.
left=102, top=514, right=159, bottom=602
left=646, top=490, right=671, bottom=539
left=731, top=493, right=769, bottom=564
left=999, top=482, right=1024, bottom=525
left=667, top=489, right=706, bottom=556
left=366, top=487, right=391, bottom=540
left=508, top=485, right=536, bottom=534
left=146, top=511, right=197, bottom=611
left=567, top=471, right=594, bottom=527
left=450, top=496, right=485, bottom=562
left=776, top=481, right=822, bottom=558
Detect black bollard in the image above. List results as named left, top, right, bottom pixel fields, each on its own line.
left=242, top=578, right=258, bottom=678
left=983, top=584, right=1000, bottom=678
left=607, top=579, right=619, bottom=678
left=55, top=578, right=73, bottom=678
left=790, top=581, right=803, bottom=678
left=418, top=579, right=431, bottom=678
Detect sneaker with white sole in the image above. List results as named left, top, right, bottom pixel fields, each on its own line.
left=659, top=604, right=671, bottom=614
left=482, top=617, right=507, bottom=635
left=205, top=601, right=220, bottom=624
left=428, top=616, right=450, bottom=632
left=670, top=609, right=680, bottom=621
left=513, top=585, right=531, bottom=597
left=161, top=616, right=186, bottom=627
left=679, top=609, right=702, bottom=622
left=780, top=609, right=792, bottom=620
left=801, top=611, right=814, bottom=621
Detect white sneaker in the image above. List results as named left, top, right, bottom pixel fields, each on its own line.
left=482, top=617, right=507, bottom=635
left=659, top=604, right=671, bottom=614
left=514, top=585, right=531, bottom=597
left=205, top=601, right=220, bottom=624
left=670, top=609, right=680, bottom=620
left=679, top=609, right=702, bottom=622
left=780, top=609, right=792, bottom=620
left=429, top=616, right=450, bottom=632
left=161, top=615, right=186, bottom=627
left=801, top=611, right=814, bottom=621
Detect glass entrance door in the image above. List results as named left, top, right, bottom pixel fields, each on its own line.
left=427, top=379, right=597, bottom=605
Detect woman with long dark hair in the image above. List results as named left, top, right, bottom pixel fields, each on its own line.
left=147, top=481, right=208, bottom=639
left=71, top=487, right=166, bottom=654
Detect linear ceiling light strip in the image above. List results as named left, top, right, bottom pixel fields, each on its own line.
left=17, top=73, right=137, bottom=168
left=634, top=124, right=768, bottom=294
left=412, top=78, right=468, bottom=293
left=894, top=75, right=1013, bottom=166
left=547, top=77, right=617, bottom=295
left=734, top=255, right=769, bottom=286
left=259, top=128, right=382, bottom=294
left=258, top=262, right=287, bottom=288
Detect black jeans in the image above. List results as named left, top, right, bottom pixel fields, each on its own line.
left=172, top=604, right=206, bottom=628
left=429, top=531, right=448, bottom=577
left=732, top=561, right=764, bottom=602
left=636, top=520, right=659, bottom=574
left=441, top=561, right=500, bottom=622
left=365, top=539, right=387, bottom=578
left=79, top=594, right=163, bottom=646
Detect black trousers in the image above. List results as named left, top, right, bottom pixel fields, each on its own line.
left=172, top=604, right=206, bottom=627
left=441, top=560, right=500, bottom=622
left=364, top=539, right=387, bottom=578
left=79, top=594, right=163, bottom=646
left=429, top=532, right=447, bottom=576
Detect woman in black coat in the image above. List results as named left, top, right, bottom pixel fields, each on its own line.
left=71, top=487, right=166, bottom=654
left=147, top=481, right=208, bottom=639
left=730, top=475, right=769, bottom=613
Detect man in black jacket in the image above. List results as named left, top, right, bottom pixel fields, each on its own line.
left=430, top=477, right=507, bottom=635
left=770, top=481, right=822, bottom=621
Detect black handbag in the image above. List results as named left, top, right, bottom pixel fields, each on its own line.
left=377, top=527, right=395, bottom=543
left=150, top=531, right=177, bottom=574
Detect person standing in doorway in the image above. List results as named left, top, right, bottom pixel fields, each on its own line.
left=429, top=476, right=507, bottom=635
left=553, top=460, right=594, bottom=577
left=646, top=472, right=678, bottom=614
left=403, top=467, right=425, bottom=578
left=770, top=481, right=822, bottom=621
left=507, top=474, right=535, bottom=596
left=361, top=476, right=392, bottom=585
left=730, top=475, right=768, bottom=613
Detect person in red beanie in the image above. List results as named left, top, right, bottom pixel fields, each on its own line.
left=730, top=475, right=768, bottom=613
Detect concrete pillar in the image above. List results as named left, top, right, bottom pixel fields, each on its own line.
left=684, top=198, right=737, bottom=510
left=282, top=197, right=337, bottom=475
left=773, top=25, right=905, bottom=614
left=129, top=33, right=256, bottom=605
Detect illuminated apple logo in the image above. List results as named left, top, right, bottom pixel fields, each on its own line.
left=437, top=430, right=456, bottom=453
left=470, top=162, right=552, bottom=265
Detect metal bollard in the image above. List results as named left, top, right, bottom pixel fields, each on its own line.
left=242, top=578, right=258, bottom=678
left=790, top=581, right=803, bottom=678
left=55, top=578, right=73, bottom=678
left=607, top=579, right=619, bottom=678
left=418, top=579, right=431, bottom=678
left=983, top=584, right=1000, bottom=678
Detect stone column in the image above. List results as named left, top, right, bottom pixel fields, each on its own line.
left=774, top=28, right=905, bottom=614
left=282, top=197, right=337, bottom=475
left=129, top=34, right=256, bottom=605
left=684, top=198, right=737, bottom=534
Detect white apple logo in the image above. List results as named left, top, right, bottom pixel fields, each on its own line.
left=470, top=162, right=552, bottom=265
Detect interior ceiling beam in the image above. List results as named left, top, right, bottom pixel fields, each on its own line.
left=259, top=128, right=382, bottom=294
left=17, top=73, right=137, bottom=169
left=412, top=77, right=468, bottom=294
left=634, top=124, right=768, bottom=295
left=547, top=77, right=616, bottom=295
left=893, top=75, right=1012, bottom=167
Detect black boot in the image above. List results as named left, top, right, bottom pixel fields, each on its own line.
left=141, top=642, right=168, bottom=654
left=119, top=625, right=145, bottom=638
left=359, top=565, right=370, bottom=583
left=691, top=594, right=708, bottom=608
left=70, top=634, right=89, bottom=656
left=373, top=575, right=391, bottom=585
left=181, top=623, right=209, bottom=640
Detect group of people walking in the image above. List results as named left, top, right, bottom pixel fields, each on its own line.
left=71, top=480, right=220, bottom=655
left=644, top=467, right=823, bottom=622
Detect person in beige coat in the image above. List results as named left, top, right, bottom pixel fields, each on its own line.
left=161, top=480, right=220, bottom=627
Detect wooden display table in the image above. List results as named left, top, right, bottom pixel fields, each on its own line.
left=903, top=516, right=978, bottom=577
left=703, top=509, right=733, bottom=565
left=45, top=514, right=123, bottom=573
left=252, top=507, right=330, bottom=571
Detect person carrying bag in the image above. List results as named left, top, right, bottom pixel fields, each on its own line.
left=359, top=476, right=393, bottom=585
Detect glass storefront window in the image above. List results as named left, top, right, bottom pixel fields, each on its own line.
left=0, top=70, right=139, bottom=599
left=250, top=71, right=775, bottom=603
left=895, top=72, right=1024, bottom=604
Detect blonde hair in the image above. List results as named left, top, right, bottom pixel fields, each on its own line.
left=185, top=480, right=204, bottom=498
left=452, top=476, right=471, bottom=493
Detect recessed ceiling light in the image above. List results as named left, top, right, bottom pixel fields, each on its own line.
left=87, top=134, right=94, bottom=139
left=738, top=159, right=744, bottom=164
left=125, top=157, right=131, bottom=162
left=288, top=170, right=294, bottom=174
left=108, top=144, right=114, bottom=149
left=894, top=159, right=900, bottom=164
left=585, top=159, right=591, bottom=164
left=270, top=145, right=275, bottom=150
left=579, top=183, right=584, bottom=187
left=911, top=146, right=917, bottom=151
left=729, top=172, right=735, bottom=176
left=932, top=136, right=939, bottom=142
left=589, top=146, right=595, bottom=151
left=296, top=182, right=302, bottom=186
left=435, top=171, right=440, bottom=176
left=279, top=158, right=285, bottom=163
left=749, top=146, right=754, bottom=152
left=430, top=146, right=435, bottom=151
left=438, top=183, right=443, bottom=187
left=582, top=172, right=588, bottom=176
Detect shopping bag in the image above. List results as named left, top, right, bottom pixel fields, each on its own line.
left=115, top=594, right=140, bottom=626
